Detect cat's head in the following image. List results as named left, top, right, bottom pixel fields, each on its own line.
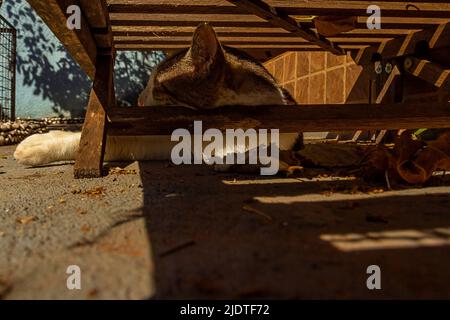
left=138, top=23, right=289, bottom=109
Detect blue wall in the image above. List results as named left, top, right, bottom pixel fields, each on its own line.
left=1, top=0, right=164, bottom=118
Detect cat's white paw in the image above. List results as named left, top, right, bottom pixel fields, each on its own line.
left=14, top=131, right=80, bottom=166
left=14, top=132, right=59, bottom=166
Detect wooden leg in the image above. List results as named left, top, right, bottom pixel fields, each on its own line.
left=74, top=52, right=115, bottom=179
left=375, top=67, right=404, bottom=144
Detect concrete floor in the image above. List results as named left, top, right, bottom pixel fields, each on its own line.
left=1, top=144, right=450, bottom=299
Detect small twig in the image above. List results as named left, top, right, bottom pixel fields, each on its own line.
left=385, top=170, right=392, bottom=190
left=242, top=205, right=273, bottom=221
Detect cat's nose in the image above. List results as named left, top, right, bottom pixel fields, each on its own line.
left=193, top=22, right=217, bottom=40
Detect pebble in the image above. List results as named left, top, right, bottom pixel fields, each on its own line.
left=0, top=117, right=84, bottom=146
left=0, top=119, right=50, bottom=146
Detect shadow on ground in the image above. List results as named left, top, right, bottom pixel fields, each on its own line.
left=138, top=162, right=450, bottom=299
left=1, top=145, right=449, bottom=299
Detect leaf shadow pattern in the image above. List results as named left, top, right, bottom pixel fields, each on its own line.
left=3, top=0, right=164, bottom=117
left=114, top=51, right=164, bottom=107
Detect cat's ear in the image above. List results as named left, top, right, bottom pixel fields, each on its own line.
left=190, top=23, right=222, bottom=72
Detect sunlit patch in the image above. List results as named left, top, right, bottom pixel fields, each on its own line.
left=321, top=227, right=450, bottom=252
left=223, top=178, right=303, bottom=185
left=412, top=59, right=428, bottom=76
left=430, top=23, right=446, bottom=48
left=222, top=176, right=355, bottom=185
left=253, top=187, right=450, bottom=204
left=434, top=70, right=450, bottom=88
left=398, top=32, right=413, bottom=56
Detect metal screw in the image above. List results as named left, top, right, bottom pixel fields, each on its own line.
left=375, top=61, right=383, bottom=74
left=385, top=62, right=393, bottom=74
left=404, top=57, right=413, bottom=70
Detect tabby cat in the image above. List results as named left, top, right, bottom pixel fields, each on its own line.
left=14, top=23, right=302, bottom=170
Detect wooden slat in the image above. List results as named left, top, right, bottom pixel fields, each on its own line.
left=109, top=3, right=242, bottom=15
left=112, top=30, right=409, bottom=39
left=106, top=0, right=450, bottom=5
left=27, top=0, right=97, bottom=79
left=374, top=66, right=404, bottom=144
left=354, top=23, right=450, bottom=65
left=376, top=67, right=403, bottom=104
left=225, top=0, right=345, bottom=55
left=107, top=103, right=450, bottom=135
left=107, top=1, right=450, bottom=18
left=110, top=16, right=449, bottom=30
left=111, top=20, right=274, bottom=29
left=109, top=13, right=265, bottom=22
left=113, top=38, right=381, bottom=46
left=114, top=44, right=367, bottom=51
left=80, top=0, right=109, bottom=28
left=113, top=35, right=386, bottom=44
left=404, top=56, right=450, bottom=91
left=79, top=0, right=114, bottom=48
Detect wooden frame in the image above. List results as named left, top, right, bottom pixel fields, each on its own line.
left=107, top=103, right=450, bottom=136
left=26, top=0, right=450, bottom=178
left=74, top=50, right=115, bottom=178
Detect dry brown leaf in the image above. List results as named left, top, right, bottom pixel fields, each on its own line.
left=76, top=208, right=88, bottom=215
left=396, top=132, right=450, bottom=184
left=87, top=288, right=99, bottom=298
left=17, top=216, right=36, bottom=225
left=81, top=224, right=91, bottom=233
left=366, top=131, right=450, bottom=184
left=242, top=205, right=272, bottom=221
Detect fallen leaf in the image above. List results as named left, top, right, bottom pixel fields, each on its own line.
left=17, top=216, right=36, bottom=225
left=397, top=131, right=450, bottom=184
left=242, top=205, right=272, bottom=221
left=76, top=208, right=88, bottom=215
left=87, top=288, right=99, bottom=298
left=81, top=224, right=91, bottom=233
left=367, top=131, right=450, bottom=185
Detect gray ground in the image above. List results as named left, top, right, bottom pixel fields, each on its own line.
left=0, top=144, right=450, bottom=299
